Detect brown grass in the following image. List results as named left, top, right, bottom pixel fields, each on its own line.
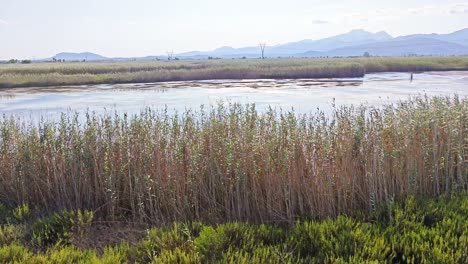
left=1, top=57, right=467, bottom=88
left=0, top=96, right=466, bottom=224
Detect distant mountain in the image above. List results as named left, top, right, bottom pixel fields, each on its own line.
left=185, top=29, right=394, bottom=57
left=395, top=28, right=468, bottom=46
left=323, top=37, right=468, bottom=57
left=298, top=51, right=324, bottom=57
left=268, top=29, right=392, bottom=54
left=52, top=52, right=108, bottom=61
left=174, top=28, right=468, bottom=58
left=43, top=28, right=468, bottom=61
left=111, top=55, right=166, bottom=61
left=326, top=29, right=392, bottom=42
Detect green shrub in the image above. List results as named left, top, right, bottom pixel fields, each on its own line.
left=221, top=244, right=299, bottom=264
left=195, top=222, right=288, bottom=262
left=0, top=204, right=10, bottom=224
left=290, top=216, right=392, bottom=262
left=0, top=203, right=30, bottom=224
left=0, top=243, right=32, bottom=263
left=47, top=246, right=98, bottom=263
left=129, top=223, right=196, bottom=263
left=13, top=204, right=30, bottom=223
left=0, top=225, right=25, bottom=246
left=31, top=210, right=93, bottom=248
left=0, top=194, right=466, bottom=263
left=153, top=248, right=200, bottom=264
left=194, top=226, right=228, bottom=261
left=383, top=195, right=468, bottom=263
left=100, top=244, right=130, bottom=264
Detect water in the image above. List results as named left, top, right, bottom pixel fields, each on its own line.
left=0, top=71, right=467, bottom=119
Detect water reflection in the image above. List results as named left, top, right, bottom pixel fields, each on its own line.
left=0, top=71, right=466, bottom=119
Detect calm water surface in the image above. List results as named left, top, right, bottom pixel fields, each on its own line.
left=0, top=71, right=467, bottom=118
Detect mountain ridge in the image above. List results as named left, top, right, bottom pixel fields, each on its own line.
left=43, top=28, right=468, bottom=61
left=52, top=52, right=108, bottom=61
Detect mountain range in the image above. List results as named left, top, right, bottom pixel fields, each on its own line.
left=47, top=28, right=468, bottom=61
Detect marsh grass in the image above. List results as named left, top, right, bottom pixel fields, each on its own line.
left=1, top=57, right=467, bottom=88
left=0, top=96, right=466, bottom=224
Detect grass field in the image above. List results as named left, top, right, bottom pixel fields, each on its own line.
left=0, top=194, right=466, bottom=263
left=1, top=57, right=468, bottom=88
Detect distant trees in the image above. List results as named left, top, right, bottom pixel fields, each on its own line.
left=363, top=52, right=371, bottom=57
left=7, top=59, right=31, bottom=64
left=259, top=43, right=266, bottom=59
left=52, top=58, right=65, bottom=63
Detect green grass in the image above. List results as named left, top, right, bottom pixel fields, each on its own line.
left=0, top=194, right=466, bottom=263
left=1, top=57, right=467, bottom=87
left=0, top=96, right=466, bottom=225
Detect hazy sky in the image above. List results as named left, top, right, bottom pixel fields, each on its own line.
left=1, top=0, right=468, bottom=59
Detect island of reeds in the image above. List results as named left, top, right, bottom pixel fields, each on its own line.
left=0, top=95, right=467, bottom=263
left=1, top=57, right=468, bottom=88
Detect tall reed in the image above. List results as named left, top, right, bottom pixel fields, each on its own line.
left=1, top=57, right=467, bottom=88
left=0, top=96, right=466, bottom=224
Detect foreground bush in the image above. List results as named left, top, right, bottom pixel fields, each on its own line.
left=0, top=96, right=466, bottom=224
left=0, top=195, right=466, bottom=263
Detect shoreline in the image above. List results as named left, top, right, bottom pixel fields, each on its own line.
left=1, top=57, right=467, bottom=88
left=1, top=68, right=467, bottom=89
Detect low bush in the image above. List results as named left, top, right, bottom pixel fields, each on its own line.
left=31, top=210, right=94, bottom=248
left=0, top=194, right=466, bottom=263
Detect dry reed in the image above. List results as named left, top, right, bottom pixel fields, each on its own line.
left=1, top=57, right=467, bottom=88
left=0, top=96, right=466, bottom=224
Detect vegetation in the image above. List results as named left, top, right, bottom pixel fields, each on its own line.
left=0, top=194, right=466, bottom=263
left=0, top=57, right=467, bottom=88
left=0, top=96, right=466, bottom=225
left=0, top=95, right=466, bottom=262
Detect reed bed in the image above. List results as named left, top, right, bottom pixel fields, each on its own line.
left=1, top=57, right=467, bottom=88
left=0, top=96, right=466, bottom=224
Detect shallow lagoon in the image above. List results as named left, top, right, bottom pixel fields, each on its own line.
left=0, top=71, right=467, bottom=118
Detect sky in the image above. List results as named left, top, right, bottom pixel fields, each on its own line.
left=1, top=0, right=468, bottom=59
